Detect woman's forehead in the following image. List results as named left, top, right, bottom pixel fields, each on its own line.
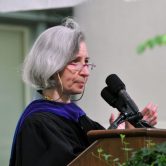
left=76, top=41, right=89, bottom=58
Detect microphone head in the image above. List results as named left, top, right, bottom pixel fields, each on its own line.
left=101, top=87, right=117, bottom=108
left=106, top=74, right=125, bottom=94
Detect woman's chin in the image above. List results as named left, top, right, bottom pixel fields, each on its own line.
left=72, top=89, right=84, bottom=95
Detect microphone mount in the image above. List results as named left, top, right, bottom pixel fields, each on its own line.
left=109, top=111, right=154, bottom=129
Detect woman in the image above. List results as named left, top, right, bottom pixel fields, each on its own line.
left=9, top=18, right=157, bottom=166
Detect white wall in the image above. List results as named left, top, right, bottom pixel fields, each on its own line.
left=74, top=0, right=166, bottom=128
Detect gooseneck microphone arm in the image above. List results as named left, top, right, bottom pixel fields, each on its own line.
left=126, top=112, right=154, bottom=128
left=108, top=107, right=153, bottom=129
left=108, top=114, right=126, bottom=129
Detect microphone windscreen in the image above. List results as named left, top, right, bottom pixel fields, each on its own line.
left=101, top=87, right=117, bottom=108
left=106, top=74, right=125, bottom=94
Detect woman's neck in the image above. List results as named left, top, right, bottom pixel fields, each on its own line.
left=42, top=88, right=71, bottom=103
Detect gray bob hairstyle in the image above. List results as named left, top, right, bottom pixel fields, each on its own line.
left=22, top=18, right=85, bottom=89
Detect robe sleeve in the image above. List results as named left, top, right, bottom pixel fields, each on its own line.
left=17, top=114, right=77, bottom=166
left=79, top=115, right=105, bottom=133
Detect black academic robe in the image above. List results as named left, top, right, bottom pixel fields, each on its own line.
left=10, top=112, right=105, bottom=166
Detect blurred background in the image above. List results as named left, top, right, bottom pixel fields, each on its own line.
left=1, top=0, right=166, bottom=165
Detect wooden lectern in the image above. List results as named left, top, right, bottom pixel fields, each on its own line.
left=68, top=128, right=166, bottom=166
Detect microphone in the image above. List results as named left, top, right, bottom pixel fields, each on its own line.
left=106, top=74, right=140, bottom=114
left=101, top=87, right=133, bottom=129
left=101, top=86, right=132, bottom=116
left=102, top=74, right=153, bottom=128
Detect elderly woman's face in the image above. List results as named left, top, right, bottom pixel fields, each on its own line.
left=59, top=41, right=90, bottom=95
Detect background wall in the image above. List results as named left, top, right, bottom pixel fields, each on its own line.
left=74, top=0, right=166, bottom=128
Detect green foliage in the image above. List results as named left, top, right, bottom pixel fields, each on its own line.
left=92, top=148, right=119, bottom=166
left=92, top=134, right=133, bottom=166
left=92, top=134, right=166, bottom=166
left=137, top=34, right=166, bottom=54
left=125, top=141, right=166, bottom=166
left=120, top=134, right=133, bottom=161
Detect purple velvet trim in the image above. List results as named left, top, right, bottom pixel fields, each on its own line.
left=10, top=99, right=86, bottom=160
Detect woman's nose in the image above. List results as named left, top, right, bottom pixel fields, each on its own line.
left=79, top=65, right=90, bottom=76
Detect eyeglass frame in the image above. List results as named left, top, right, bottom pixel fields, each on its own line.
left=66, top=62, right=96, bottom=72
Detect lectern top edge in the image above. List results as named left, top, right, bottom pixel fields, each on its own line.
left=87, top=128, right=166, bottom=139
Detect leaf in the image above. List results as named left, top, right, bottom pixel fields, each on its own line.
left=154, top=35, right=163, bottom=45
left=145, top=140, right=156, bottom=148
left=97, top=147, right=104, bottom=153
left=102, top=153, right=112, bottom=161
left=120, top=134, right=126, bottom=144
left=123, top=142, right=130, bottom=146
left=113, top=158, right=120, bottom=162
left=161, top=35, right=166, bottom=44
left=122, top=147, right=133, bottom=151
left=136, top=34, right=166, bottom=54
left=137, top=43, right=146, bottom=54
left=156, top=142, right=166, bottom=153
left=146, top=39, right=156, bottom=48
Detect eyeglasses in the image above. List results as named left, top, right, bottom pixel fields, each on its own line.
left=67, top=62, right=96, bottom=72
